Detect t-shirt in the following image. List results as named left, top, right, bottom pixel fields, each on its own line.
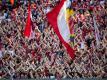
left=8, top=50, right=15, bottom=56
left=0, top=50, right=2, bottom=58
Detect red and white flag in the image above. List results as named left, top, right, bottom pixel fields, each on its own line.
left=47, top=0, right=75, bottom=59
left=24, top=4, right=35, bottom=39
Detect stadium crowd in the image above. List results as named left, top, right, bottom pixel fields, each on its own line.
left=0, top=0, right=107, bottom=79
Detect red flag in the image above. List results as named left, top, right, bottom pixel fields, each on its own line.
left=47, top=0, right=75, bottom=59
left=10, top=0, right=14, bottom=5
left=24, top=4, right=31, bottom=38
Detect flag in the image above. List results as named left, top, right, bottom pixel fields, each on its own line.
left=47, top=0, right=75, bottom=59
left=24, top=4, right=32, bottom=38
left=65, top=4, right=75, bottom=46
left=2, top=0, right=6, bottom=6
left=10, top=0, right=14, bottom=5
left=93, top=17, right=100, bottom=46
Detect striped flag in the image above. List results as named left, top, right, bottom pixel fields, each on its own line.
left=47, top=0, right=75, bottom=59
left=65, top=0, right=75, bottom=46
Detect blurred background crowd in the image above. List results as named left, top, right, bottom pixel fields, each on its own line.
left=0, top=0, right=107, bottom=79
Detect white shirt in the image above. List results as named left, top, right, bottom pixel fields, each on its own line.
left=0, top=50, right=2, bottom=58
left=80, top=41, right=85, bottom=49
left=8, top=50, right=15, bottom=56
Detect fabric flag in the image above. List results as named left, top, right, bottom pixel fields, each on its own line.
left=47, top=0, right=75, bottom=59
left=24, top=4, right=32, bottom=38
left=93, top=17, right=100, bottom=46
left=2, top=0, right=6, bottom=6
left=10, top=0, right=14, bottom=5
left=65, top=0, right=75, bottom=46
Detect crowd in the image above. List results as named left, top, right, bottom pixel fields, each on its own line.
left=0, top=0, right=107, bottom=79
